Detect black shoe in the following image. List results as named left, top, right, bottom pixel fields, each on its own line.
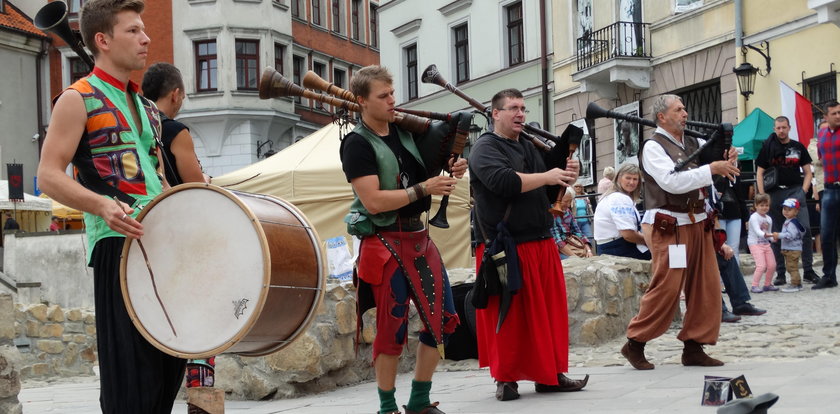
left=535, top=374, right=589, bottom=392
left=812, top=278, right=839, bottom=290
left=722, top=310, right=741, bottom=323
left=732, top=303, right=767, bottom=316
left=773, top=276, right=786, bottom=286
left=495, top=381, right=519, bottom=401
left=804, top=271, right=821, bottom=284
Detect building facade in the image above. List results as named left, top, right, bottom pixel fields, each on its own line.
left=552, top=0, right=840, bottom=188
left=740, top=0, right=840, bottom=126
left=378, top=0, right=555, bottom=150
left=32, top=0, right=379, bottom=179
left=552, top=0, right=740, bottom=187
left=0, top=0, right=49, bottom=194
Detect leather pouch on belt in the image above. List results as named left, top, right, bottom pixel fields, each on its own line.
left=654, top=212, right=676, bottom=235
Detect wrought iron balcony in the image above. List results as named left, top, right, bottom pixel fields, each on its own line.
left=576, top=21, right=651, bottom=72
left=572, top=21, right=652, bottom=97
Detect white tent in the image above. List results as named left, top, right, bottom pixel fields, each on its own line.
left=211, top=122, right=473, bottom=269
left=1, top=180, right=53, bottom=232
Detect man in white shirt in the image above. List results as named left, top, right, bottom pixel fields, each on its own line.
left=620, top=94, right=739, bottom=371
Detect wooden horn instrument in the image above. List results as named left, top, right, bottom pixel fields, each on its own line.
left=303, top=71, right=356, bottom=102
left=258, top=67, right=359, bottom=112
left=420, top=64, right=562, bottom=153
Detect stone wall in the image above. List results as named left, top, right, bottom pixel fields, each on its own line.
left=563, top=256, right=653, bottom=345
left=0, top=294, right=23, bottom=414
left=13, top=304, right=97, bottom=379
left=8, top=257, right=656, bottom=401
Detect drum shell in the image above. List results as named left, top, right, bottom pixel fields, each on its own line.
left=120, top=184, right=325, bottom=359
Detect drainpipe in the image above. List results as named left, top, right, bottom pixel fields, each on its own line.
left=734, top=0, right=745, bottom=120
left=539, top=0, right=550, bottom=131
left=36, top=38, right=48, bottom=157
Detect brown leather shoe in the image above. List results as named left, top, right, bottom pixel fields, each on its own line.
left=403, top=401, right=445, bottom=414
left=621, top=339, right=654, bottom=370
left=682, top=340, right=724, bottom=367
left=535, top=373, right=589, bottom=392
left=495, top=381, right=519, bottom=401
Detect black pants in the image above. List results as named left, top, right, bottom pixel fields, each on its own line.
left=91, top=238, right=186, bottom=414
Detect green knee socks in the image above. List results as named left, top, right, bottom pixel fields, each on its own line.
left=378, top=387, right=398, bottom=414
left=406, top=380, right=432, bottom=412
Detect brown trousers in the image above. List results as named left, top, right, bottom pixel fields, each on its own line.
left=628, top=220, right=722, bottom=345
left=782, top=250, right=802, bottom=285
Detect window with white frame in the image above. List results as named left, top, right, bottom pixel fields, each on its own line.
left=195, top=40, right=218, bottom=92
left=404, top=44, right=418, bottom=100
left=291, top=0, right=303, bottom=19
left=370, top=4, right=379, bottom=48
left=505, top=1, right=524, bottom=66
left=453, top=23, right=469, bottom=84
left=68, top=57, right=89, bottom=85
left=331, top=0, right=344, bottom=35
left=351, top=0, right=363, bottom=41
left=674, top=0, right=702, bottom=13
left=313, top=61, right=326, bottom=79
left=293, top=55, right=305, bottom=104
left=312, top=0, right=323, bottom=26
left=235, top=39, right=260, bottom=90
left=274, top=43, right=285, bottom=74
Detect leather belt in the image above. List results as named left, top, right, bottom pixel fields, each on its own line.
left=377, top=216, right=424, bottom=232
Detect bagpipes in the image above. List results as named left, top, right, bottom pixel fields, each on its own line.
left=257, top=67, right=473, bottom=228
left=420, top=64, right=583, bottom=165
left=585, top=102, right=733, bottom=171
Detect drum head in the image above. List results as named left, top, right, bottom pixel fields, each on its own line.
left=120, top=184, right=270, bottom=359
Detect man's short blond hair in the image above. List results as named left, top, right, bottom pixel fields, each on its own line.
left=349, top=65, right=393, bottom=101
left=80, top=0, right=145, bottom=57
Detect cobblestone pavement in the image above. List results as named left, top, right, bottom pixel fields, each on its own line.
left=20, top=258, right=840, bottom=413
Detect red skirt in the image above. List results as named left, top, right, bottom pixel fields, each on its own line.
left=475, top=238, right=569, bottom=384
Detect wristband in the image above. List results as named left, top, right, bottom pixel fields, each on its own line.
left=412, top=183, right=427, bottom=199
left=406, top=186, right=419, bottom=203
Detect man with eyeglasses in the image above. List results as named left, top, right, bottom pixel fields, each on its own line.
left=469, top=88, right=589, bottom=402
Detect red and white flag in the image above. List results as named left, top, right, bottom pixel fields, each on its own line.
left=779, top=81, right=815, bottom=148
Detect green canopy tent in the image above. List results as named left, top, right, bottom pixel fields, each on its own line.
left=733, top=108, right=775, bottom=161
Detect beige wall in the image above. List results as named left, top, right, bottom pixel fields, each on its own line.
left=746, top=25, right=840, bottom=119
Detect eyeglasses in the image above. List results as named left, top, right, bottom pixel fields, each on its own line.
left=498, top=106, right=530, bottom=114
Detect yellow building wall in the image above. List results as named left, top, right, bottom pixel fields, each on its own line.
left=649, top=2, right=734, bottom=58
left=743, top=23, right=840, bottom=119
left=742, top=0, right=814, bottom=35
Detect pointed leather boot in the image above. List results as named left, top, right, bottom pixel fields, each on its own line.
left=682, top=340, right=724, bottom=366
left=621, top=338, right=654, bottom=370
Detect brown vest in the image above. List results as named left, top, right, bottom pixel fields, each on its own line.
left=639, top=133, right=705, bottom=214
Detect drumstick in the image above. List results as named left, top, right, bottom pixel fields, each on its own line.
left=116, top=198, right=178, bottom=337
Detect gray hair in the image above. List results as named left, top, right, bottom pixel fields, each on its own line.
left=651, top=94, right=682, bottom=126
left=603, top=166, right=615, bottom=180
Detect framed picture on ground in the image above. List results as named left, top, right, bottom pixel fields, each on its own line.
left=613, top=101, right=641, bottom=167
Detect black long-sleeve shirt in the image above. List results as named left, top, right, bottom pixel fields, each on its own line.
left=469, top=132, right=560, bottom=244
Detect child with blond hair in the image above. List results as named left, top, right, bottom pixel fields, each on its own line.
left=748, top=194, right=779, bottom=293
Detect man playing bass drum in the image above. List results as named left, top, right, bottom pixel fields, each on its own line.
left=340, top=65, right=469, bottom=414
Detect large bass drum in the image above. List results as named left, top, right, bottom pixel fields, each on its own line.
left=120, top=183, right=324, bottom=359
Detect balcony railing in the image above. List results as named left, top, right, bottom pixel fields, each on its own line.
left=576, top=21, right=651, bottom=72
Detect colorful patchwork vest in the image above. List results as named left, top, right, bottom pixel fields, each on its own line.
left=62, top=67, right=163, bottom=260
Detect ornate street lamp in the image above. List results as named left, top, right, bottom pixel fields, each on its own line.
left=733, top=62, right=759, bottom=100
left=733, top=41, right=771, bottom=101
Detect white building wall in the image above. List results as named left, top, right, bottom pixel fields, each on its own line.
left=171, top=0, right=299, bottom=177
left=379, top=0, right=554, bottom=130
